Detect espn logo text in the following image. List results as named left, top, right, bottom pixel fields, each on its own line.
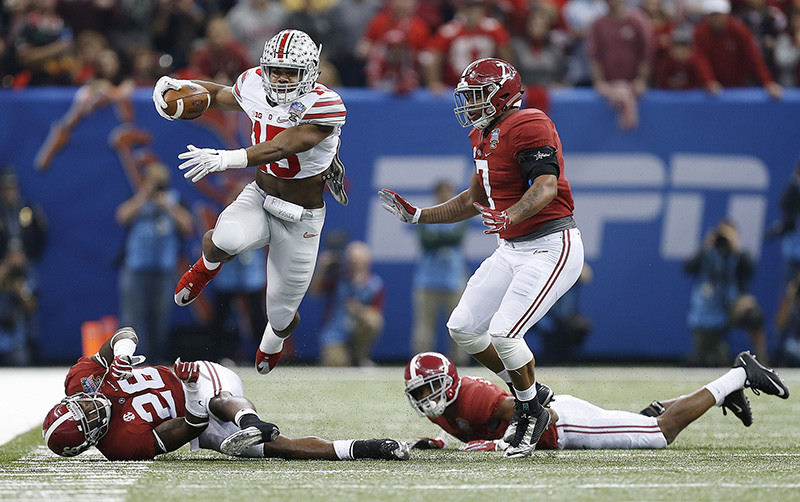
left=367, top=154, right=769, bottom=262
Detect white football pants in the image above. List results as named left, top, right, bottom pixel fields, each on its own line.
left=448, top=227, right=584, bottom=351
left=211, top=181, right=325, bottom=330
left=551, top=395, right=668, bottom=449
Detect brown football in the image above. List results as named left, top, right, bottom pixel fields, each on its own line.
left=163, top=83, right=211, bottom=120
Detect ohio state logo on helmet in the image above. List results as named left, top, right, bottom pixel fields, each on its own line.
left=453, top=58, right=523, bottom=130
left=404, top=352, right=461, bottom=418
left=260, top=29, right=321, bottom=104
left=42, top=392, right=112, bottom=457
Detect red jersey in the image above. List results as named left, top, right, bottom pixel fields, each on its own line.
left=469, top=108, right=574, bottom=239
left=692, top=17, right=774, bottom=86
left=429, top=376, right=558, bottom=449
left=428, top=17, right=511, bottom=86
left=64, top=357, right=187, bottom=460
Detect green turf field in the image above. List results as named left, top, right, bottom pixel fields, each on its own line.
left=2, top=365, right=799, bottom=501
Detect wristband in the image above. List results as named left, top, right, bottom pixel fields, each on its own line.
left=221, top=148, right=248, bottom=169
left=112, top=338, right=136, bottom=358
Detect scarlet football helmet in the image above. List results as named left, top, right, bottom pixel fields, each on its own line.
left=42, top=392, right=112, bottom=457
left=404, top=352, right=461, bottom=418
left=260, top=29, right=321, bottom=104
left=453, top=58, right=523, bottom=130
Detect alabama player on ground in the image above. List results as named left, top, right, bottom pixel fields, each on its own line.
left=380, top=57, right=584, bottom=458
left=403, top=352, right=789, bottom=452
left=151, top=29, right=348, bottom=376
left=42, top=327, right=409, bottom=461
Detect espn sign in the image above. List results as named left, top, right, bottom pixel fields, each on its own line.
left=367, top=153, right=769, bottom=262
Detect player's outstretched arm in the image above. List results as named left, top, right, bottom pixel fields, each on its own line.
left=189, top=80, right=243, bottom=112
left=379, top=173, right=483, bottom=225
left=176, top=123, right=333, bottom=183
left=245, top=123, right=333, bottom=166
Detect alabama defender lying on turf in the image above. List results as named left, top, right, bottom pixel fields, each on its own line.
left=42, top=327, right=409, bottom=461
left=404, top=352, right=789, bottom=451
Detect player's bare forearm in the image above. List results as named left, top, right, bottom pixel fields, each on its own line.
left=420, top=189, right=476, bottom=224
left=190, top=80, right=242, bottom=111
left=244, top=124, right=333, bottom=166
left=507, top=175, right=557, bottom=225
left=153, top=416, right=206, bottom=453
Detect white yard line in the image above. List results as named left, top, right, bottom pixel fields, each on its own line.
left=0, top=367, right=69, bottom=446
left=0, top=446, right=151, bottom=501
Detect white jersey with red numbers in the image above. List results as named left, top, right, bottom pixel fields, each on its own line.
left=232, top=66, right=346, bottom=180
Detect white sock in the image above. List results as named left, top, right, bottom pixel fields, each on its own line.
left=703, top=367, right=747, bottom=406
left=333, top=440, right=355, bottom=460
left=202, top=254, right=220, bottom=271
left=496, top=369, right=512, bottom=385
left=259, top=323, right=285, bottom=354
left=514, top=382, right=537, bottom=402
left=234, top=408, right=258, bottom=427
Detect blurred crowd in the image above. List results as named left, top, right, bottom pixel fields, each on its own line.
left=0, top=0, right=798, bottom=100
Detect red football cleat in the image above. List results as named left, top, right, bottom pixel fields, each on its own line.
left=174, top=257, right=221, bottom=306
left=255, top=348, right=283, bottom=375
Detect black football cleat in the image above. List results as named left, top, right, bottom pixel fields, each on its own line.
left=536, top=382, right=555, bottom=408
left=504, top=400, right=551, bottom=458
left=353, top=439, right=410, bottom=460
left=734, top=351, right=790, bottom=399
left=721, top=389, right=753, bottom=427
left=639, top=401, right=666, bottom=417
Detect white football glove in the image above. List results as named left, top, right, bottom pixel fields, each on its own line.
left=177, top=145, right=248, bottom=182
left=378, top=189, right=421, bottom=224
left=152, top=76, right=192, bottom=121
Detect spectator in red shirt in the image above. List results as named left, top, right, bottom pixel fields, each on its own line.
left=423, top=0, right=513, bottom=93
left=588, top=0, right=654, bottom=128
left=692, top=0, right=783, bottom=98
left=358, top=0, right=431, bottom=93
left=654, top=28, right=719, bottom=91
left=184, top=16, right=252, bottom=85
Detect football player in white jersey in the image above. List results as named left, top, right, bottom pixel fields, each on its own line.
left=152, top=30, right=348, bottom=375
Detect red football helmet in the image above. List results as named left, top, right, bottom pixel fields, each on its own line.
left=42, top=392, right=112, bottom=457
left=453, top=58, right=523, bottom=130
left=404, top=352, right=461, bottom=418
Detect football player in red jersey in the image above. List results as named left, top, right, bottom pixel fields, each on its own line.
left=380, top=58, right=584, bottom=457
left=404, top=352, right=790, bottom=452
left=42, top=327, right=409, bottom=461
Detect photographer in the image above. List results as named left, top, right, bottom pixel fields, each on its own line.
left=0, top=251, right=37, bottom=366
left=684, top=220, right=767, bottom=366
left=116, top=161, right=193, bottom=363
left=775, top=271, right=800, bottom=366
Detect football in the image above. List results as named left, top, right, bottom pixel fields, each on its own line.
left=163, top=83, right=211, bottom=120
